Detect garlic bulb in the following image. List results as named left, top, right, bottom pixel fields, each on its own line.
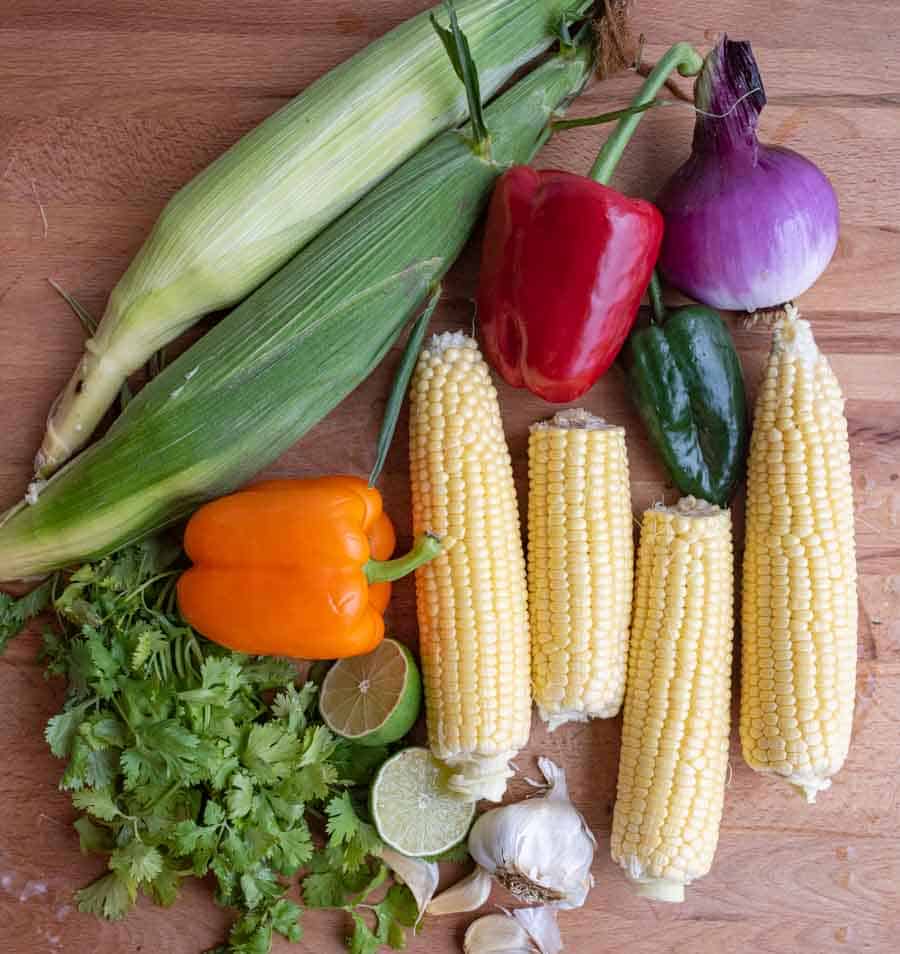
left=464, top=906, right=562, bottom=954
left=467, top=758, right=595, bottom=908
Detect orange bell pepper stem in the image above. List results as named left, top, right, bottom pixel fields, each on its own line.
left=364, top=532, right=442, bottom=584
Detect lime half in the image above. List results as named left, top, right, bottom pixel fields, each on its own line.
left=371, top=747, right=476, bottom=856
left=319, top=638, right=421, bottom=747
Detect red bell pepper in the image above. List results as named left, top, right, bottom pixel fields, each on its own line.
left=478, top=43, right=704, bottom=404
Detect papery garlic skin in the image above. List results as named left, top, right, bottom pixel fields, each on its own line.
left=467, top=758, right=596, bottom=908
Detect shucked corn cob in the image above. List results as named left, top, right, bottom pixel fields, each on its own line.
left=528, top=409, right=633, bottom=728
left=740, top=306, right=857, bottom=802
left=0, top=47, right=593, bottom=582
left=35, top=0, right=587, bottom=476
left=410, top=333, right=531, bottom=802
left=612, top=497, right=733, bottom=903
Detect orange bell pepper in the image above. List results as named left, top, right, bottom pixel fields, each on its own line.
left=177, top=475, right=440, bottom=658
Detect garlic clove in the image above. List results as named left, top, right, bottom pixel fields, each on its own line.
left=427, top=865, right=493, bottom=916
left=464, top=907, right=563, bottom=954
left=464, top=914, right=537, bottom=954
left=512, top=906, right=563, bottom=954
left=380, top=846, right=439, bottom=925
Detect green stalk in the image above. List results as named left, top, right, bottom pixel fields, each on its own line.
left=369, top=287, right=441, bottom=488
left=590, top=42, right=703, bottom=185
left=364, top=533, right=442, bottom=584
left=551, top=99, right=661, bottom=131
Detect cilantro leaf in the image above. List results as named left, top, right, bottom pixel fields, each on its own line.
left=226, top=773, right=255, bottom=820
left=284, top=760, right=339, bottom=803
left=45, top=700, right=93, bottom=758
left=332, top=742, right=391, bottom=787
left=110, top=840, right=164, bottom=884
left=73, top=816, right=115, bottom=855
left=227, top=911, right=273, bottom=954
left=271, top=682, right=317, bottom=733
left=340, top=820, right=383, bottom=874
left=325, top=791, right=360, bottom=845
left=0, top=578, right=54, bottom=653
left=270, top=898, right=303, bottom=942
left=242, top=723, right=303, bottom=784
left=147, top=865, right=183, bottom=908
left=347, top=911, right=382, bottom=954
left=300, top=724, right=336, bottom=767
left=377, top=885, right=418, bottom=930
left=72, top=787, right=121, bottom=821
left=238, top=865, right=282, bottom=910
left=270, top=822, right=313, bottom=876
left=302, top=870, right=348, bottom=909
left=75, top=871, right=135, bottom=921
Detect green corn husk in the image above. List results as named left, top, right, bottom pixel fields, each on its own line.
left=0, top=42, right=592, bottom=582
left=36, top=0, right=589, bottom=477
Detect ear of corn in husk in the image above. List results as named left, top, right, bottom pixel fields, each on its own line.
left=740, top=305, right=857, bottom=803
left=35, top=0, right=591, bottom=476
left=0, top=44, right=593, bottom=582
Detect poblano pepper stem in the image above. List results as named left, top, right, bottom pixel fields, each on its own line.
left=364, top=532, right=442, bottom=584
left=590, top=42, right=704, bottom=185
left=647, top=271, right=667, bottom=324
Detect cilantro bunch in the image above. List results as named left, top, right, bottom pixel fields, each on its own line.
left=3, top=539, right=422, bottom=954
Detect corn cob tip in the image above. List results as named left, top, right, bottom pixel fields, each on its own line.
left=773, top=304, right=821, bottom=368
left=792, top=776, right=832, bottom=804
left=622, top=854, right=687, bottom=903
left=529, top=407, right=617, bottom=432
left=442, top=753, right=518, bottom=803
left=423, top=330, right=478, bottom=357
left=651, top=495, right=726, bottom=519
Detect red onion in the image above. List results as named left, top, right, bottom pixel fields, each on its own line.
left=657, top=37, right=839, bottom=312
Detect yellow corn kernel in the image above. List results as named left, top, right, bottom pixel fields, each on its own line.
left=611, top=497, right=733, bottom=903
left=409, top=332, right=531, bottom=802
left=740, top=306, right=857, bottom=803
left=528, top=409, right=633, bottom=728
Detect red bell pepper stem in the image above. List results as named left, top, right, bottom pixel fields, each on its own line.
left=647, top=271, right=667, bottom=325
left=590, top=42, right=704, bottom=185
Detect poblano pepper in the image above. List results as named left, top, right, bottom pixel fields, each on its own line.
left=623, top=273, right=748, bottom=506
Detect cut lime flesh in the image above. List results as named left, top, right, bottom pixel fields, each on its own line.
left=319, top=638, right=421, bottom=746
left=371, top=747, right=475, bottom=856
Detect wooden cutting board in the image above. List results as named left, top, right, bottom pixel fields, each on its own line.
left=0, top=2, right=897, bottom=952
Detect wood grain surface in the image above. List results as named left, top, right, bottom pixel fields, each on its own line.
left=1, top=1, right=898, bottom=952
